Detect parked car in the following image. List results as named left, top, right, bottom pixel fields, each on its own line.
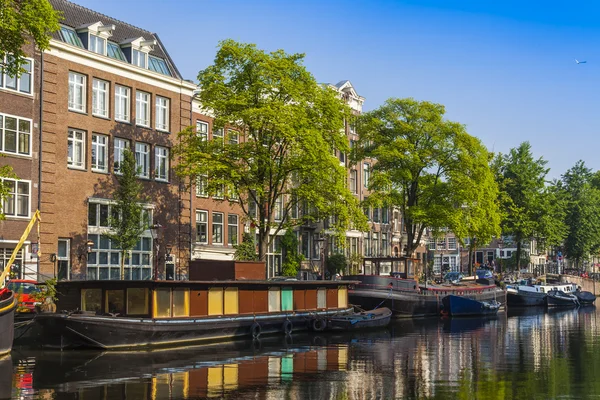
left=443, top=272, right=464, bottom=284
left=6, top=280, right=42, bottom=312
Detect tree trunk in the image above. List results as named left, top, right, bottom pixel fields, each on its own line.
left=120, top=250, right=125, bottom=280
left=516, top=241, right=522, bottom=272
left=468, top=241, right=474, bottom=276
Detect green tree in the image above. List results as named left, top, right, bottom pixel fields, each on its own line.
left=495, top=142, right=564, bottom=270
left=281, top=229, right=303, bottom=277
left=176, top=40, right=366, bottom=262
left=0, top=0, right=61, bottom=77
left=107, top=149, right=148, bottom=279
left=354, top=98, right=500, bottom=259
left=326, top=253, right=347, bottom=276
left=234, top=233, right=258, bottom=261
left=557, top=161, right=600, bottom=268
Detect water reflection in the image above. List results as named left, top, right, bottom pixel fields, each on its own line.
left=8, top=307, right=600, bottom=399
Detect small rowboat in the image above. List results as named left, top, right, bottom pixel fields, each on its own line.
left=327, top=307, right=392, bottom=331
left=575, top=290, right=596, bottom=306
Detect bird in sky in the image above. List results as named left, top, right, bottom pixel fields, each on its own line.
left=576, top=59, right=587, bottom=64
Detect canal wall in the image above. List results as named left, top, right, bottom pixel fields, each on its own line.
left=561, top=275, right=599, bottom=296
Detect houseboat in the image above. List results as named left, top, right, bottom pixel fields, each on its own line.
left=0, top=289, right=16, bottom=356
left=506, top=280, right=578, bottom=307
left=34, top=261, right=354, bottom=349
left=342, top=275, right=506, bottom=318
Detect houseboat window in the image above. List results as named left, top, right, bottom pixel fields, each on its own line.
left=208, top=288, right=224, bottom=316
left=155, top=288, right=171, bottom=318
left=281, top=288, right=293, bottom=311
left=106, top=290, right=125, bottom=314
left=81, top=288, right=102, bottom=313
left=127, top=288, right=149, bottom=315
left=338, top=286, right=348, bottom=308
left=224, top=287, right=238, bottom=315
left=268, top=288, right=281, bottom=312
left=172, top=289, right=190, bottom=317
left=317, top=288, right=327, bottom=309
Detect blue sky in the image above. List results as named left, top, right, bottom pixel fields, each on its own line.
left=76, top=0, right=600, bottom=178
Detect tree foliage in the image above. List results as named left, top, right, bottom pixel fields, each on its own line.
left=107, top=149, right=148, bottom=279
left=176, top=40, right=366, bottom=261
left=0, top=0, right=61, bottom=77
left=0, top=162, right=17, bottom=220
left=354, top=98, right=500, bottom=257
left=281, top=229, right=303, bottom=277
left=495, top=142, right=565, bottom=270
left=234, top=233, right=258, bottom=261
left=326, top=253, right=347, bottom=276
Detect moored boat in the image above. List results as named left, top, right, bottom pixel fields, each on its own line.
left=342, top=275, right=505, bottom=318
left=575, top=290, right=596, bottom=306
left=0, top=289, right=17, bottom=356
left=34, top=263, right=355, bottom=350
left=506, top=280, right=577, bottom=307
left=547, top=289, right=579, bottom=307
left=441, top=295, right=500, bottom=317
left=327, top=307, right=392, bottom=330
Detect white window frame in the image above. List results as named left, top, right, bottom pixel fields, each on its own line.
left=89, top=34, right=106, bottom=55
left=132, top=49, right=147, bottom=69
left=135, top=142, right=150, bottom=179
left=228, top=129, right=239, bottom=144
left=115, top=85, right=130, bottom=122
left=196, top=210, right=208, bottom=244
left=212, top=212, right=223, bottom=245
left=363, top=163, right=370, bottom=188
left=213, top=128, right=223, bottom=141
left=196, top=174, right=208, bottom=197
left=0, top=178, right=30, bottom=218
left=135, top=91, right=150, bottom=127
left=448, top=237, right=457, bottom=250
left=92, top=78, right=109, bottom=118
left=113, top=138, right=130, bottom=174
left=228, top=214, right=238, bottom=246
left=0, top=113, right=32, bottom=156
left=350, top=169, right=357, bottom=193
left=154, top=146, right=169, bottom=181
left=196, top=120, right=208, bottom=141
left=68, top=72, right=86, bottom=112
left=67, top=129, right=86, bottom=170
left=0, top=56, right=33, bottom=95
left=91, top=133, right=108, bottom=173
left=155, top=96, right=169, bottom=132
left=57, top=239, right=71, bottom=280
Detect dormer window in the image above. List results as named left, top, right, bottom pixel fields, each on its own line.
left=60, top=26, right=83, bottom=48
left=132, top=49, right=147, bottom=68
left=149, top=56, right=171, bottom=76
left=107, top=42, right=126, bottom=61
left=89, top=35, right=106, bottom=55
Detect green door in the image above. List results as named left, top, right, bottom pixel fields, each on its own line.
left=281, top=288, right=293, bottom=311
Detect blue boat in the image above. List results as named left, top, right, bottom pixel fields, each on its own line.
left=442, top=295, right=501, bottom=317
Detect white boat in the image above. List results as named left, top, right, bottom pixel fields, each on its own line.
left=506, top=280, right=578, bottom=307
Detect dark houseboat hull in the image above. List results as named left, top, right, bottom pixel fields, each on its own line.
left=327, top=307, right=392, bottom=330
left=442, top=295, right=500, bottom=317
left=0, top=291, right=16, bottom=356
left=344, top=275, right=505, bottom=318
left=507, top=290, right=547, bottom=307
left=35, top=308, right=353, bottom=350
left=575, top=291, right=596, bottom=305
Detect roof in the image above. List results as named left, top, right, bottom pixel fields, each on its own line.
left=48, top=0, right=182, bottom=79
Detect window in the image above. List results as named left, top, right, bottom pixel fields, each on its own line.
left=195, top=174, right=208, bottom=197
left=57, top=239, right=71, bottom=281
left=448, top=237, right=457, bottom=250
left=228, top=129, right=238, bottom=144
left=381, top=207, right=389, bottom=224
left=148, top=56, right=171, bottom=76
left=92, top=79, right=109, bottom=117
left=87, top=233, right=152, bottom=280
left=228, top=214, right=238, bottom=245
left=135, top=91, right=150, bottom=127
left=91, top=134, right=108, bottom=172
left=214, top=184, right=224, bottom=200
left=88, top=202, right=110, bottom=227
left=212, top=212, right=223, bottom=244
left=114, top=138, right=130, bottom=174
left=196, top=210, right=208, bottom=244
left=428, top=238, right=435, bottom=250
left=155, top=96, right=169, bottom=131
left=114, top=85, right=130, bottom=122
left=154, top=146, right=169, bottom=181
left=132, top=49, right=147, bottom=68
left=0, top=57, right=32, bottom=94
left=274, top=196, right=283, bottom=221
left=68, top=72, right=86, bottom=112
left=363, top=163, right=370, bottom=188
left=213, top=128, right=223, bottom=141
left=196, top=121, right=208, bottom=140
left=67, top=129, right=85, bottom=169
left=0, top=114, right=31, bottom=156
left=1, top=179, right=30, bottom=217
left=89, top=34, right=106, bottom=55
left=107, top=42, right=126, bottom=61
left=381, top=233, right=388, bottom=256
left=135, top=142, right=150, bottom=178
left=350, top=170, right=357, bottom=193
left=60, top=26, right=83, bottom=47
left=437, top=238, right=446, bottom=250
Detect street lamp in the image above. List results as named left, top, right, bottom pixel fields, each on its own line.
left=150, top=223, right=162, bottom=280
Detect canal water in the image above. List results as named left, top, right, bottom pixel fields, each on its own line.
left=4, top=306, right=600, bottom=399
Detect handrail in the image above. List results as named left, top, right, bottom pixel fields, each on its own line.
left=0, top=210, right=41, bottom=288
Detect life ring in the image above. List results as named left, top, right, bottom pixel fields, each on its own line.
left=311, top=318, right=326, bottom=332
left=251, top=322, right=261, bottom=338
left=282, top=319, right=293, bottom=335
